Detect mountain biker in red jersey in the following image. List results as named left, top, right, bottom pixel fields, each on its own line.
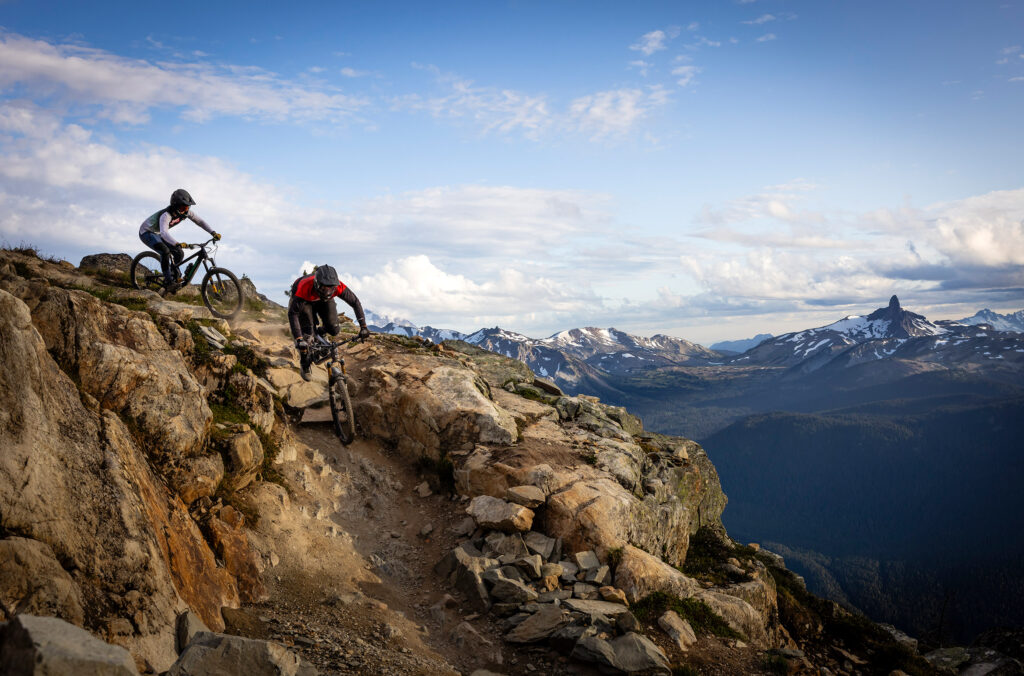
left=138, top=189, right=220, bottom=294
left=289, top=265, right=370, bottom=381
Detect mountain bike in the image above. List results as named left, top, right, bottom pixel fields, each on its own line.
left=304, top=329, right=366, bottom=445
left=130, top=237, right=244, bottom=319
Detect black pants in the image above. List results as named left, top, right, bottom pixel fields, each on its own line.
left=140, top=231, right=183, bottom=281
left=289, top=298, right=340, bottom=340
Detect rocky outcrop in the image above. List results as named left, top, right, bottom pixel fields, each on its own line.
left=0, top=273, right=242, bottom=670
left=9, top=280, right=211, bottom=459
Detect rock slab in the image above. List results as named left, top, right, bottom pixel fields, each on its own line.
left=0, top=614, right=140, bottom=676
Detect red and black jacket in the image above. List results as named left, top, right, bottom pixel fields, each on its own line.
left=288, top=273, right=366, bottom=339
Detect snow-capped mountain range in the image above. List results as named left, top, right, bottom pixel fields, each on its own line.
left=366, top=296, right=1024, bottom=390
left=732, top=295, right=1024, bottom=374
left=461, top=326, right=718, bottom=384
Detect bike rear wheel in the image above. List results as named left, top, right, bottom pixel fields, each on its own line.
left=130, top=252, right=166, bottom=292
left=200, top=267, right=243, bottom=319
left=328, top=373, right=356, bottom=445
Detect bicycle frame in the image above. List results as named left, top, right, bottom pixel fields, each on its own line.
left=174, top=238, right=219, bottom=285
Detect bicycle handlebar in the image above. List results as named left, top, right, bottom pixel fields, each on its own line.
left=181, top=236, right=219, bottom=250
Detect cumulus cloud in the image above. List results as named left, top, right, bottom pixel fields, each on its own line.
left=0, top=31, right=368, bottom=124
left=742, top=14, right=776, bottom=25
left=670, top=184, right=1024, bottom=319
left=756, top=33, right=777, bottom=43
left=342, top=255, right=599, bottom=326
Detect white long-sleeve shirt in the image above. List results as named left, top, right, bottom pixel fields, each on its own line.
left=138, top=207, right=214, bottom=246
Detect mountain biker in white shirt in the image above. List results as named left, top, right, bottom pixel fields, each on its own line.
left=138, top=189, right=220, bottom=293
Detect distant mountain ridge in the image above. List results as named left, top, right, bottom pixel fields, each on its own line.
left=955, top=308, right=1024, bottom=333
left=711, top=333, right=773, bottom=354
left=730, top=295, right=1024, bottom=375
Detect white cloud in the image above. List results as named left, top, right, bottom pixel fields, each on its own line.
left=674, top=184, right=1024, bottom=316
left=742, top=14, right=776, bottom=25
left=629, top=60, right=651, bottom=77
left=697, top=179, right=823, bottom=228
left=630, top=30, right=668, bottom=56
left=756, top=33, right=777, bottom=43
left=0, top=31, right=369, bottom=125
left=672, top=65, right=702, bottom=87
left=567, top=87, right=669, bottom=139
left=340, top=67, right=371, bottom=78
left=396, top=66, right=552, bottom=138
left=343, top=255, right=598, bottom=326
left=681, top=248, right=901, bottom=303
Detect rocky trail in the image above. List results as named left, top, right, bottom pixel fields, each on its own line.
left=3, top=248, right=1015, bottom=676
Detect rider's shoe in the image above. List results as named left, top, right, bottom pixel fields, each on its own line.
left=300, top=355, right=312, bottom=382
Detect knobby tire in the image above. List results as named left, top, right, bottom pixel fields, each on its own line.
left=200, top=267, right=243, bottom=319
left=329, top=374, right=356, bottom=445
left=130, top=251, right=165, bottom=292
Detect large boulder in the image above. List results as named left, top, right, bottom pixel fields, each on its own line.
left=467, top=495, right=534, bottom=533
left=78, top=253, right=134, bottom=278
left=358, top=353, right=518, bottom=463
left=168, top=631, right=316, bottom=675
left=613, top=545, right=699, bottom=604
left=694, top=589, right=772, bottom=648
left=0, top=614, right=139, bottom=676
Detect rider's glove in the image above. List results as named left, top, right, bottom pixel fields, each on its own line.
left=212, top=232, right=221, bottom=241
left=358, top=326, right=371, bottom=341
left=177, top=242, right=188, bottom=249
left=295, top=338, right=308, bottom=352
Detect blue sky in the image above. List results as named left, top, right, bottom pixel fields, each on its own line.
left=1, top=1, right=1022, bottom=344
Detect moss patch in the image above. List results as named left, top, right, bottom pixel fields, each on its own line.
left=223, top=340, right=269, bottom=379
left=632, top=592, right=745, bottom=641
left=681, top=526, right=752, bottom=586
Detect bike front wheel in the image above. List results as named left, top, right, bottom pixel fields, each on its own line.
left=200, top=267, right=243, bottom=319
left=130, top=252, right=166, bottom=292
left=328, top=373, right=356, bottom=445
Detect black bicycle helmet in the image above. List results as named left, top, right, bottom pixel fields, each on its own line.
left=313, top=265, right=339, bottom=299
left=170, top=189, right=196, bottom=209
